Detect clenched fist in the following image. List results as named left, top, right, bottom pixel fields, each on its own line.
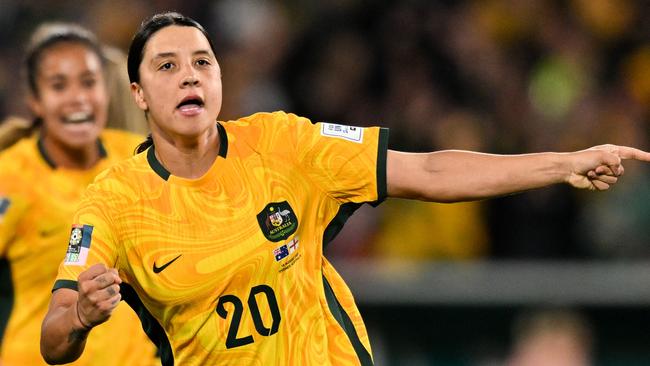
left=75, top=263, right=122, bottom=329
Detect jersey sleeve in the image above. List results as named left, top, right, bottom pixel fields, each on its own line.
left=0, top=171, right=30, bottom=257
left=0, top=194, right=27, bottom=257
left=285, top=112, right=389, bottom=205
left=52, top=182, right=120, bottom=291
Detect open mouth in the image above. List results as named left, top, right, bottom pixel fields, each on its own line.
left=63, top=111, right=94, bottom=124
left=176, top=97, right=204, bottom=110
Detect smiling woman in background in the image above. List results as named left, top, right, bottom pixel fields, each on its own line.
left=0, top=23, right=156, bottom=366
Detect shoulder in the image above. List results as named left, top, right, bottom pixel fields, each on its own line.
left=100, top=129, right=145, bottom=158
left=86, top=150, right=149, bottom=201
left=0, top=134, right=35, bottom=159
left=0, top=136, right=40, bottom=177
left=219, top=112, right=314, bottom=155
left=0, top=137, right=43, bottom=200
left=226, top=111, right=314, bottom=129
left=221, top=111, right=315, bottom=143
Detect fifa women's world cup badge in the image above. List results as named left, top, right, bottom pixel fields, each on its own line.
left=64, top=224, right=94, bottom=265
left=256, top=201, right=298, bottom=242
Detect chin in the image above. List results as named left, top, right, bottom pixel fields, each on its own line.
left=67, top=138, right=99, bottom=150
left=176, top=120, right=215, bottom=136
left=62, top=132, right=101, bottom=149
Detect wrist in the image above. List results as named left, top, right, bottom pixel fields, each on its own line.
left=74, top=302, right=92, bottom=331
left=550, top=152, right=573, bottom=184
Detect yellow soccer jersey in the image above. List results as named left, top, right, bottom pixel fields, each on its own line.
left=0, top=130, right=158, bottom=366
left=54, top=111, right=389, bottom=366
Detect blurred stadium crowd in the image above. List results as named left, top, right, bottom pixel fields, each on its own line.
left=1, top=1, right=649, bottom=365
left=2, top=0, right=649, bottom=262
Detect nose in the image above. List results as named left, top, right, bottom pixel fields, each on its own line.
left=68, top=83, right=90, bottom=105
left=181, top=74, right=200, bottom=88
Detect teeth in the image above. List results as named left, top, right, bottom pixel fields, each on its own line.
left=65, top=112, right=92, bottom=123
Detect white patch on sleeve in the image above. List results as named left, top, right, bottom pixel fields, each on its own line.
left=64, top=226, right=91, bottom=266
left=320, top=123, right=364, bottom=143
left=64, top=247, right=89, bottom=266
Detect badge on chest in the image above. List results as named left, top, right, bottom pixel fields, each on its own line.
left=256, top=201, right=298, bottom=242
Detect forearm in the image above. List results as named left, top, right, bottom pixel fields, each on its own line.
left=388, top=150, right=571, bottom=202
left=41, top=302, right=89, bottom=364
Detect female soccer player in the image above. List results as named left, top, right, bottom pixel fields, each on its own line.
left=41, top=12, right=650, bottom=366
left=0, top=23, right=157, bottom=365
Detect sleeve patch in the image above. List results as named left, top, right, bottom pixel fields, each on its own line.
left=64, top=224, right=94, bottom=266
left=320, top=123, right=364, bottom=143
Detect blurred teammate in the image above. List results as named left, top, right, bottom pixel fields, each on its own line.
left=0, top=44, right=147, bottom=153
left=0, top=23, right=157, bottom=365
left=40, top=12, right=650, bottom=366
left=507, top=309, right=593, bottom=366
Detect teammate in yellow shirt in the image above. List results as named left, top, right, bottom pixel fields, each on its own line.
left=40, top=12, right=650, bottom=366
left=0, top=23, right=157, bottom=366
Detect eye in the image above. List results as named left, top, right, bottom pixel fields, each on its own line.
left=82, top=78, right=97, bottom=88
left=51, top=82, right=66, bottom=91
left=196, top=59, right=211, bottom=67
left=159, top=62, right=174, bottom=71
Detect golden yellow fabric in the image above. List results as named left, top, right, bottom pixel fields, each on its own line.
left=55, top=112, right=388, bottom=366
left=0, top=130, right=158, bottom=366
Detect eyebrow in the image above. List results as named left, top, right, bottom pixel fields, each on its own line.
left=44, top=70, right=97, bottom=82
left=45, top=74, right=66, bottom=82
left=152, top=49, right=213, bottom=61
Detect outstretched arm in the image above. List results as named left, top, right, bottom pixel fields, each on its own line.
left=386, top=144, right=650, bottom=202
left=41, top=264, right=121, bottom=364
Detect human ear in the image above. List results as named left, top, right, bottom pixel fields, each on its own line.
left=130, top=82, right=148, bottom=111
left=27, top=93, right=44, bottom=118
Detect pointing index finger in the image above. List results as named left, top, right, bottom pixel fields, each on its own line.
left=616, top=146, right=650, bottom=162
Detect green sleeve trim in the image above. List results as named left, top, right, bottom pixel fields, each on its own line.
left=315, top=127, right=390, bottom=248
left=373, top=127, right=389, bottom=206
left=52, top=279, right=78, bottom=292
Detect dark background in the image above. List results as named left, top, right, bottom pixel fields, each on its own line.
left=1, top=1, right=650, bottom=364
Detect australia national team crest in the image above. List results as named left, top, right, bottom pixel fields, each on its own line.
left=256, top=201, right=298, bottom=242
left=64, top=224, right=94, bottom=266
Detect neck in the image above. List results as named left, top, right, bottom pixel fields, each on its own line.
left=152, top=125, right=220, bottom=179
left=41, top=134, right=101, bottom=169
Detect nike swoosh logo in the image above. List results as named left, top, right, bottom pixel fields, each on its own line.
left=39, top=229, right=60, bottom=237
left=153, top=254, right=182, bottom=274
left=39, top=225, right=65, bottom=238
